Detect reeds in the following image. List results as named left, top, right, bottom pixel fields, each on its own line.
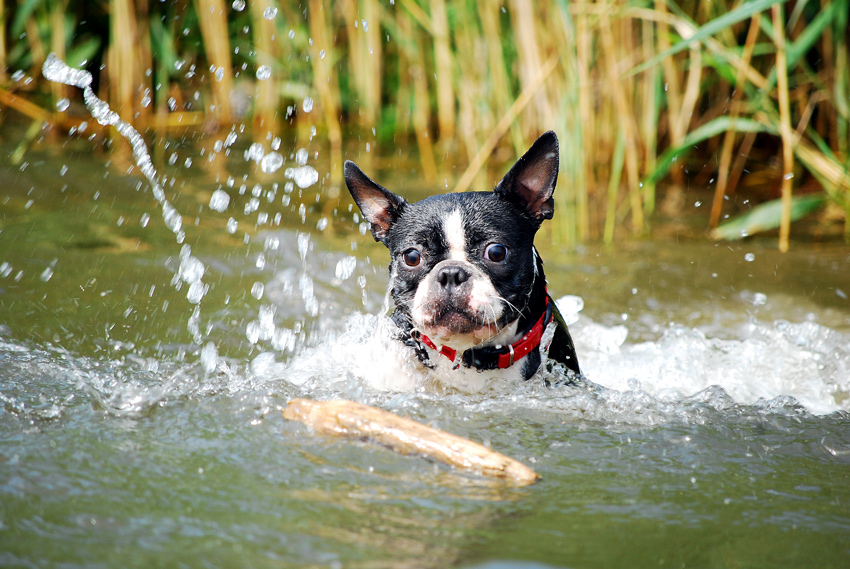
left=3, top=0, right=848, bottom=245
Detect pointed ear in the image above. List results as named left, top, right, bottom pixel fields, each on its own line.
left=494, top=131, right=559, bottom=223
left=344, top=161, right=407, bottom=243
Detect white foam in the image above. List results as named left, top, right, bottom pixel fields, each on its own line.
left=256, top=297, right=850, bottom=418
left=569, top=315, right=849, bottom=416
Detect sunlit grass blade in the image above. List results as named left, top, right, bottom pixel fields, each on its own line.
left=604, top=127, right=627, bottom=245
left=711, top=193, right=825, bottom=240
left=645, top=116, right=769, bottom=186
left=630, top=0, right=784, bottom=77
left=709, top=12, right=762, bottom=229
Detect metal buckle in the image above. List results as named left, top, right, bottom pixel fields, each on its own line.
left=508, top=344, right=515, bottom=367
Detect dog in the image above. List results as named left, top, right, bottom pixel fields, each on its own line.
left=343, top=131, right=580, bottom=390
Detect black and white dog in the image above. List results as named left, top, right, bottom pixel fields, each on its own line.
left=344, top=131, right=580, bottom=390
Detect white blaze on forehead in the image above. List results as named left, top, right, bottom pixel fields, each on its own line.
left=442, top=209, right=467, bottom=261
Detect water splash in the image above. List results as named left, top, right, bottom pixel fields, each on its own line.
left=42, top=53, right=210, bottom=345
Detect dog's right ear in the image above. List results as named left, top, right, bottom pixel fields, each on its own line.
left=344, top=161, right=407, bottom=243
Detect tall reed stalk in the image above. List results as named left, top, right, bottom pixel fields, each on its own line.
left=308, top=0, right=342, bottom=187
left=0, top=0, right=6, bottom=83
left=250, top=0, right=279, bottom=138
left=194, top=0, right=232, bottom=122
left=5, top=0, right=849, bottom=244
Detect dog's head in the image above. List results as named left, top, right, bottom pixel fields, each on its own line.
left=344, top=132, right=559, bottom=351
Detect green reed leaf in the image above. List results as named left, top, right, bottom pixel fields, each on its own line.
left=712, top=193, right=825, bottom=240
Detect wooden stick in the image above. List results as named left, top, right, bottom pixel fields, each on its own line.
left=283, top=398, right=540, bottom=486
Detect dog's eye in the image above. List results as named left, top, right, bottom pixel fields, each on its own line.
left=484, top=244, right=508, bottom=263
left=402, top=248, right=421, bottom=267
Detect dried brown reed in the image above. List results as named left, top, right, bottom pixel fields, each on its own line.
left=5, top=0, right=848, bottom=245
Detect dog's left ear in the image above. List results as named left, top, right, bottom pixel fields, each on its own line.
left=344, top=161, right=407, bottom=243
left=494, top=131, right=559, bottom=224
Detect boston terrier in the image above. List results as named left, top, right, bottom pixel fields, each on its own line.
left=343, top=131, right=580, bottom=390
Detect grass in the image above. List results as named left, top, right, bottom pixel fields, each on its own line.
left=1, top=0, right=848, bottom=246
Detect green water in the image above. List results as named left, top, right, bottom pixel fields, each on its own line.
left=1, top=122, right=849, bottom=568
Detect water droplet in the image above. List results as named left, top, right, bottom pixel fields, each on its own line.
left=244, top=197, right=260, bottom=215
left=226, top=217, right=238, bottom=233
left=753, top=292, right=767, bottom=306
left=335, top=256, right=357, bottom=280
left=263, top=6, right=278, bottom=19
left=59, top=165, right=68, bottom=176
left=295, top=148, right=309, bottom=165
left=11, top=70, right=25, bottom=82
left=186, top=281, right=207, bottom=304
left=246, top=142, right=265, bottom=163
left=744, top=253, right=755, bottom=262
left=201, top=342, right=218, bottom=373
left=297, top=233, right=311, bottom=260
left=224, top=132, right=237, bottom=147
left=214, top=139, right=223, bottom=153
left=251, top=282, right=265, bottom=299
left=231, top=0, right=246, bottom=11
left=56, top=98, right=70, bottom=112
left=40, top=261, right=56, bottom=282
left=288, top=29, right=295, bottom=39
left=167, top=97, right=178, bottom=111
left=302, top=97, right=313, bottom=113
left=260, top=152, right=283, bottom=174
left=317, top=217, right=328, bottom=230
left=319, top=49, right=326, bottom=60
left=264, top=236, right=280, bottom=251
left=783, top=172, right=795, bottom=180
left=214, top=67, right=225, bottom=82
left=184, top=157, right=192, bottom=168
left=256, top=65, right=271, bottom=81
left=246, top=321, right=260, bottom=344
left=209, top=189, right=231, bottom=212
left=285, top=166, right=319, bottom=189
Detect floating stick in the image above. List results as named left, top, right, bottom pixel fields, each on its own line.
left=283, top=398, right=540, bottom=486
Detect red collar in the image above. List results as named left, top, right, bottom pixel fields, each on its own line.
left=415, top=296, right=552, bottom=370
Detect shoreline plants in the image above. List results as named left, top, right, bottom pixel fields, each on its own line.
left=1, top=0, right=848, bottom=247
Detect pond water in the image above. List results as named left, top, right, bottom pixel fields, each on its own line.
left=1, top=104, right=849, bottom=568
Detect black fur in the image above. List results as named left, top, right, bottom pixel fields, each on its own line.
left=344, top=131, right=580, bottom=381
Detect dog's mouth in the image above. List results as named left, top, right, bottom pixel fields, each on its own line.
left=417, top=302, right=499, bottom=339
left=433, top=307, right=476, bottom=333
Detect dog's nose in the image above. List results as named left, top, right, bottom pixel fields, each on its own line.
left=437, top=265, right=470, bottom=290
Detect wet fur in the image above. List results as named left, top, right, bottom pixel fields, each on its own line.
left=344, top=131, right=580, bottom=386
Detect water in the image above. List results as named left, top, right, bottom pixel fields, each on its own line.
left=2, top=85, right=850, bottom=568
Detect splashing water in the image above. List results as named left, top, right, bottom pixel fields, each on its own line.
left=42, top=53, right=211, bottom=345
left=34, top=56, right=850, bottom=422
left=260, top=151, right=284, bottom=174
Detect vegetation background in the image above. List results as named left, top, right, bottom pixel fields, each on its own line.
left=0, top=0, right=848, bottom=248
